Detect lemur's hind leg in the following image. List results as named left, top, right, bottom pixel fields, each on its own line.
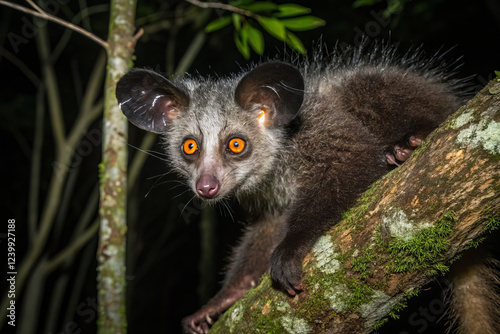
left=384, top=133, right=426, bottom=166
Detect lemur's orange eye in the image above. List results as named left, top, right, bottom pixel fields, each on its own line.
left=183, top=139, right=198, bottom=155
left=228, top=138, right=245, bottom=154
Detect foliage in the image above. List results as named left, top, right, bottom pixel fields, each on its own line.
left=204, top=1, right=325, bottom=59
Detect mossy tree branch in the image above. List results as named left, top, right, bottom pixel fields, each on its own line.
left=210, top=79, right=500, bottom=333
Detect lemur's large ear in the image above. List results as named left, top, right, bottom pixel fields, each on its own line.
left=235, top=62, right=304, bottom=127
left=116, top=69, right=189, bottom=133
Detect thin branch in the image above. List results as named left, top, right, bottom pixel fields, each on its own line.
left=51, top=4, right=110, bottom=63
left=0, top=0, right=108, bottom=49
left=0, top=47, right=41, bottom=86
left=0, top=3, right=107, bottom=328
left=28, top=84, right=45, bottom=240
left=0, top=25, right=104, bottom=333
left=185, top=0, right=257, bottom=19
left=78, top=0, right=92, bottom=31
left=80, top=50, right=106, bottom=117
left=175, top=30, right=206, bottom=77
left=46, top=220, right=99, bottom=273
left=131, top=28, right=144, bottom=48
left=37, top=23, right=65, bottom=152
left=25, top=0, right=44, bottom=15
left=128, top=132, right=157, bottom=191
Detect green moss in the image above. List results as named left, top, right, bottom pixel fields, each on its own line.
left=466, top=237, right=487, bottom=250
left=305, top=254, right=376, bottom=315
left=406, top=139, right=429, bottom=160
left=406, top=288, right=420, bottom=299
left=351, top=247, right=375, bottom=280
left=304, top=271, right=350, bottom=315
left=228, top=305, right=244, bottom=332
left=252, top=313, right=286, bottom=333
left=484, top=208, right=500, bottom=233
left=302, top=282, right=332, bottom=315
left=346, top=278, right=374, bottom=309
left=373, top=225, right=389, bottom=252
left=388, top=301, right=408, bottom=320
left=341, top=179, right=382, bottom=230
left=372, top=317, right=389, bottom=330
left=463, top=208, right=500, bottom=250
left=388, top=212, right=456, bottom=276
left=248, top=297, right=313, bottom=334
left=98, top=161, right=105, bottom=182
left=371, top=288, right=419, bottom=331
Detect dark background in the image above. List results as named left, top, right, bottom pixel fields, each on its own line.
left=1, top=0, right=498, bottom=333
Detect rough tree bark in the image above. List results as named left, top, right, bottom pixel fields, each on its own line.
left=97, top=0, right=138, bottom=333
left=209, top=79, right=500, bottom=334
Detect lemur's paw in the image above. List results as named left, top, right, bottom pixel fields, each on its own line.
left=385, top=135, right=424, bottom=166
left=182, top=307, right=218, bottom=334
left=270, top=243, right=304, bottom=296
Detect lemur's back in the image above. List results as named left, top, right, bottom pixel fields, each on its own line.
left=277, top=64, right=460, bottom=225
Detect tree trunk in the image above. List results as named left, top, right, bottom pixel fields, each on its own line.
left=209, top=79, right=500, bottom=333
left=97, top=0, right=137, bottom=333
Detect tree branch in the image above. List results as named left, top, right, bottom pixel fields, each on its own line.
left=0, top=0, right=108, bottom=49
left=184, top=0, right=257, bottom=19
left=36, top=21, right=65, bottom=151
left=28, top=84, right=45, bottom=240
left=51, top=4, right=110, bottom=62
left=210, top=79, right=500, bottom=333
left=46, top=220, right=99, bottom=273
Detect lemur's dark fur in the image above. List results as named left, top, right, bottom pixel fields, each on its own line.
left=116, top=44, right=498, bottom=334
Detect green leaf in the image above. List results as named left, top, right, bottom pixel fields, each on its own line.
left=280, top=16, right=325, bottom=31
left=275, top=4, right=311, bottom=18
left=205, top=16, right=232, bottom=33
left=385, top=0, right=403, bottom=16
left=247, top=25, right=264, bottom=55
left=285, top=31, right=306, bottom=54
left=489, top=88, right=500, bottom=95
left=238, top=1, right=278, bottom=13
left=234, top=29, right=250, bottom=59
left=232, top=13, right=242, bottom=30
left=495, top=70, right=500, bottom=78
left=229, top=0, right=253, bottom=7
left=257, top=16, right=286, bottom=40
left=353, top=0, right=383, bottom=8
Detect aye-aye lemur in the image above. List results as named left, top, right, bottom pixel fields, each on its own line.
left=116, top=44, right=499, bottom=334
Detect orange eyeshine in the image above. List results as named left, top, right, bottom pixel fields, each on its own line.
left=228, top=138, right=245, bottom=154
left=183, top=139, right=198, bottom=155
